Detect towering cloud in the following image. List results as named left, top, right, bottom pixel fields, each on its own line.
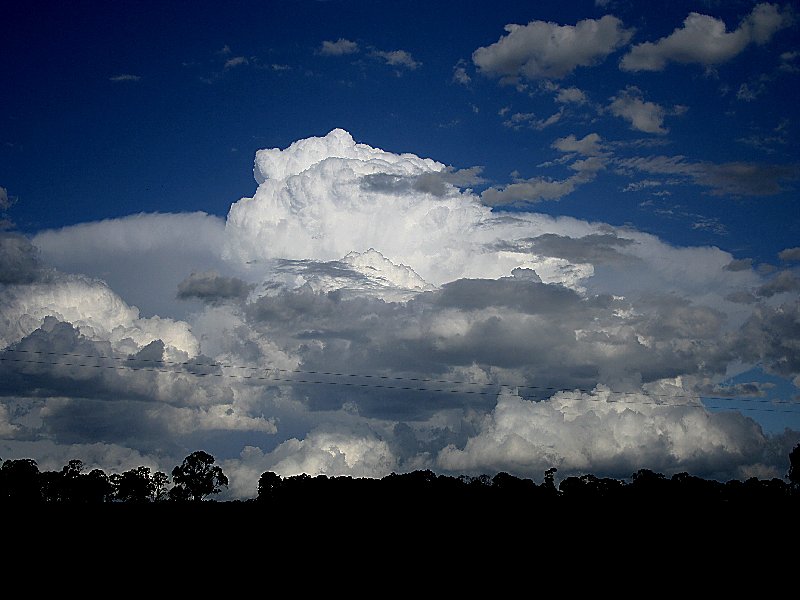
left=2, top=129, right=798, bottom=498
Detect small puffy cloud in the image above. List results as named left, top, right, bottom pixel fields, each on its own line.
left=555, top=86, right=588, bottom=104
left=608, top=86, right=674, bottom=134
left=473, top=15, right=634, bottom=81
left=779, top=50, right=799, bottom=72
left=320, top=38, right=360, bottom=56
left=552, top=133, right=604, bottom=156
left=372, top=49, right=420, bottom=70
left=620, top=3, right=792, bottom=71
left=109, top=74, right=141, bottom=82
left=778, top=247, right=800, bottom=262
left=177, top=271, right=253, bottom=304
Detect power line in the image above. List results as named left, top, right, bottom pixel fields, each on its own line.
left=1, top=348, right=798, bottom=413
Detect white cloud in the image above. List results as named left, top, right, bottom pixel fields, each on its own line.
left=555, top=86, right=588, bottom=104
left=437, top=387, right=774, bottom=480
left=552, top=133, right=604, bottom=156
left=620, top=3, right=792, bottom=71
left=3, top=129, right=798, bottom=498
left=473, top=15, right=634, bottom=81
left=607, top=86, right=672, bottom=134
left=33, top=212, right=227, bottom=319
left=372, top=49, right=420, bottom=70
left=320, top=38, right=360, bottom=56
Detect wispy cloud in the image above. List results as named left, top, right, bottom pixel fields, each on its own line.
left=109, top=74, right=141, bottom=82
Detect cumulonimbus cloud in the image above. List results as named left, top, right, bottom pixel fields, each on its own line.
left=2, top=128, right=799, bottom=498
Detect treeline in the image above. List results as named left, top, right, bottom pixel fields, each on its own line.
left=3, top=445, right=799, bottom=506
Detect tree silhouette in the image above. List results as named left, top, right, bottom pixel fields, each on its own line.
left=112, top=466, right=152, bottom=502
left=171, top=451, right=228, bottom=502
left=789, top=443, right=800, bottom=489
left=0, top=458, right=42, bottom=504
left=257, top=471, right=283, bottom=501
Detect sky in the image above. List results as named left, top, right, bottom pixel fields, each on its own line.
left=1, top=0, right=799, bottom=499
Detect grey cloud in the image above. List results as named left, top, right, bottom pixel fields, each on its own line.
left=32, top=212, right=227, bottom=319
left=725, top=290, right=758, bottom=304
left=320, top=38, right=359, bottom=56
left=480, top=155, right=604, bottom=206
left=480, top=177, right=580, bottom=206
left=725, top=258, right=754, bottom=272
left=361, top=168, right=485, bottom=198
left=436, top=277, right=583, bottom=314
left=0, top=186, right=13, bottom=211
left=735, top=299, right=800, bottom=379
left=236, top=272, right=738, bottom=423
left=616, top=155, right=799, bottom=197
left=0, top=233, right=45, bottom=284
left=552, top=133, right=604, bottom=156
left=491, top=233, right=637, bottom=265
left=620, top=3, right=792, bottom=71
left=607, top=87, right=686, bottom=134
left=755, top=270, right=800, bottom=297
left=473, top=15, right=634, bottom=81
left=779, top=247, right=800, bottom=262
left=0, top=317, right=230, bottom=408
left=695, top=381, right=773, bottom=398
left=412, top=167, right=486, bottom=196
left=177, top=271, right=253, bottom=304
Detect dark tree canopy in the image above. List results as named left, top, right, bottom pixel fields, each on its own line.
left=789, top=443, right=800, bottom=487
left=171, top=451, right=228, bottom=502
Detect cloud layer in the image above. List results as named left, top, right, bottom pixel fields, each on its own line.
left=2, top=130, right=799, bottom=499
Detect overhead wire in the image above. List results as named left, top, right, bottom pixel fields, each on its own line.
left=1, top=348, right=798, bottom=413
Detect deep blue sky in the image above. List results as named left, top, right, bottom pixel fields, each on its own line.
left=2, top=0, right=798, bottom=265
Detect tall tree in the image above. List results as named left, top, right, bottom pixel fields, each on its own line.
left=112, top=466, right=158, bottom=503
left=171, top=451, right=228, bottom=502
